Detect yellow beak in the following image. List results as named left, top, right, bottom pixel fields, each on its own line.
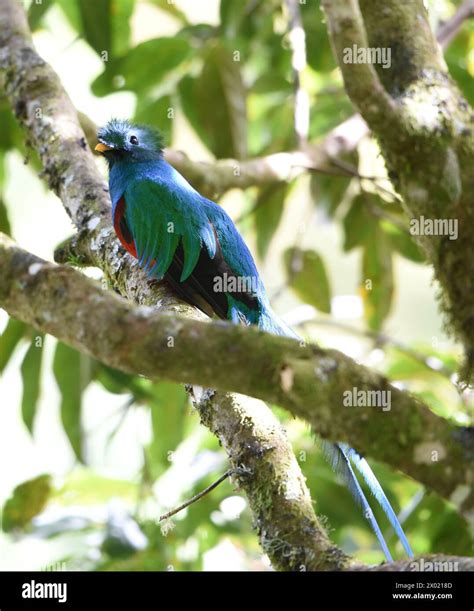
left=95, top=142, right=113, bottom=153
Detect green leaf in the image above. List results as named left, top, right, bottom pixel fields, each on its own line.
left=28, top=0, right=54, bottom=30
left=92, top=37, right=191, bottom=97
left=284, top=248, right=332, bottom=313
left=54, top=468, right=136, bottom=505
left=0, top=198, right=11, bottom=236
left=78, top=0, right=111, bottom=56
left=308, top=93, right=354, bottom=140
left=56, top=0, right=81, bottom=31
left=254, top=183, right=287, bottom=259
left=111, top=0, right=135, bottom=56
left=70, top=0, right=135, bottom=57
left=310, top=173, right=351, bottom=218
left=219, top=0, right=271, bottom=45
left=135, top=95, right=173, bottom=144
left=251, top=74, right=292, bottom=95
left=360, top=225, right=393, bottom=331
left=148, top=0, right=189, bottom=24
left=147, top=382, right=188, bottom=478
left=220, top=0, right=246, bottom=38
left=0, top=318, right=26, bottom=373
left=445, top=32, right=474, bottom=107
left=2, top=474, right=52, bottom=532
left=0, top=105, right=20, bottom=150
left=179, top=43, right=247, bottom=159
left=177, top=23, right=216, bottom=44
left=95, top=363, right=153, bottom=405
left=385, top=350, right=432, bottom=380
left=95, top=363, right=136, bottom=395
left=342, top=194, right=377, bottom=251
left=53, top=343, right=91, bottom=461
left=257, top=98, right=294, bottom=154
left=383, top=222, right=425, bottom=263
left=300, top=0, right=337, bottom=73
left=20, top=334, right=44, bottom=434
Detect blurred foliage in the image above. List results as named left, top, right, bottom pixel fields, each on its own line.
left=53, top=342, right=93, bottom=461
left=20, top=333, right=44, bottom=433
left=0, top=0, right=472, bottom=571
left=284, top=247, right=331, bottom=313
left=2, top=474, right=52, bottom=532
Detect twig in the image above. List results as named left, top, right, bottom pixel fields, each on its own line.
left=437, top=0, right=474, bottom=49
left=328, top=156, right=402, bottom=204
left=158, top=467, right=249, bottom=522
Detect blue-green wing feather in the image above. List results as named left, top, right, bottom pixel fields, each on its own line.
left=124, top=179, right=216, bottom=281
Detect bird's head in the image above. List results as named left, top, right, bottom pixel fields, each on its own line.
left=95, top=119, right=164, bottom=165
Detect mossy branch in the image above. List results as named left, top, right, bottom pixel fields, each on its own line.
left=1, top=233, right=473, bottom=526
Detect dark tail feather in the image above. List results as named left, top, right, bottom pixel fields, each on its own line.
left=341, top=443, right=413, bottom=557
left=321, top=441, right=393, bottom=562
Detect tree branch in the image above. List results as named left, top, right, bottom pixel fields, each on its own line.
left=79, top=110, right=362, bottom=202
left=365, top=555, right=474, bottom=571
left=320, top=0, right=402, bottom=133
left=1, top=234, right=473, bottom=525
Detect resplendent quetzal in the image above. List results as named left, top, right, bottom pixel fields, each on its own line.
left=96, top=119, right=413, bottom=561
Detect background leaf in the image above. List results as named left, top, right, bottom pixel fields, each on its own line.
left=78, top=0, right=111, bottom=56
left=254, top=183, right=288, bottom=258
left=220, top=0, right=247, bottom=38
left=0, top=199, right=11, bottom=236
left=92, top=37, right=191, bottom=97
left=0, top=318, right=26, bottom=374
left=360, top=224, right=394, bottom=331
left=20, top=334, right=44, bottom=433
left=343, top=194, right=377, bottom=252
left=179, top=43, right=247, bottom=159
left=53, top=343, right=92, bottom=461
left=135, top=95, right=173, bottom=144
left=310, top=173, right=351, bottom=218
left=2, top=474, right=52, bottom=532
left=284, top=247, right=331, bottom=313
left=27, top=0, right=54, bottom=30
left=383, top=222, right=425, bottom=263
left=147, top=381, right=188, bottom=479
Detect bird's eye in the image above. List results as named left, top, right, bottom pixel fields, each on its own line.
left=130, top=135, right=139, bottom=145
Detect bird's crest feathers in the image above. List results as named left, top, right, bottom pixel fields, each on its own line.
left=97, top=118, right=164, bottom=156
